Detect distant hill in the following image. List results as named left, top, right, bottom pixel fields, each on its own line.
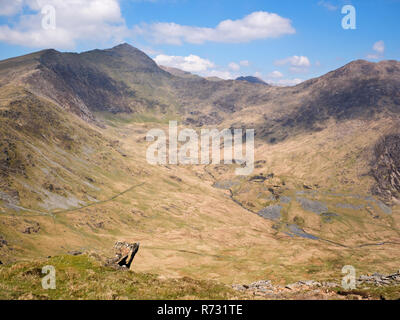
left=236, top=76, right=268, bottom=85
left=159, top=65, right=201, bottom=80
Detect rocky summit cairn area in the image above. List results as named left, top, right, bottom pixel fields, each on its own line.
left=106, top=241, right=140, bottom=270
left=357, top=270, right=400, bottom=286
left=233, top=270, right=400, bottom=300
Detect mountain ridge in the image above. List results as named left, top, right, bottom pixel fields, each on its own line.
left=1, top=43, right=400, bottom=287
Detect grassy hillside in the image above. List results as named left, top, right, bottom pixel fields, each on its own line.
left=0, top=46, right=399, bottom=299
left=0, top=254, right=236, bottom=300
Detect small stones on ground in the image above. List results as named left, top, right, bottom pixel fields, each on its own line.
left=233, top=272, right=400, bottom=299
left=0, top=236, right=8, bottom=247
left=285, top=283, right=300, bottom=290
left=22, top=222, right=40, bottom=234
left=357, top=270, right=400, bottom=286
left=249, top=175, right=267, bottom=182
left=68, top=250, right=83, bottom=256
left=233, top=279, right=339, bottom=298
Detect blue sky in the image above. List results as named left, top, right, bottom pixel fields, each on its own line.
left=0, top=0, right=399, bottom=85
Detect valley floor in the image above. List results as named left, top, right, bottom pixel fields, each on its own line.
left=1, top=116, right=400, bottom=298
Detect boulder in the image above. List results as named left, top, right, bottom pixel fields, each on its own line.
left=106, top=241, right=140, bottom=269
left=22, top=222, right=40, bottom=234
left=68, top=250, right=83, bottom=256
left=0, top=237, right=7, bottom=247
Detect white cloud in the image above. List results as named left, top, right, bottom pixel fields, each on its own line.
left=267, top=78, right=304, bottom=86
left=367, top=40, right=385, bottom=60
left=137, top=45, right=161, bottom=56
left=134, top=11, right=295, bottom=45
left=239, top=60, right=250, bottom=67
left=256, top=70, right=302, bottom=86
left=0, top=0, right=24, bottom=16
left=267, top=70, right=284, bottom=78
left=228, top=62, right=240, bottom=71
left=318, top=1, right=338, bottom=11
left=205, top=70, right=233, bottom=80
left=275, top=55, right=311, bottom=73
left=154, top=53, right=237, bottom=79
left=0, top=0, right=128, bottom=49
left=275, top=55, right=311, bottom=67
left=154, top=54, right=215, bottom=73
left=373, top=40, right=385, bottom=54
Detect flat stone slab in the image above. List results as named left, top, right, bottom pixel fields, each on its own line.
left=297, top=197, right=328, bottom=215
left=287, top=224, right=319, bottom=240
left=257, top=205, right=282, bottom=221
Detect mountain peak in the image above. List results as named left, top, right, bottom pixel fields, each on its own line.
left=236, top=76, right=267, bottom=85
left=110, top=43, right=135, bottom=51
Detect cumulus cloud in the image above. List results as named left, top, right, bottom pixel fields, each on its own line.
left=0, top=0, right=24, bottom=16
left=134, top=11, right=295, bottom=45
left=267, top=70, right=284, bottom=78
left=154, top=54, right=215, bottom=73
left=275, top=55, right=311, bottom=67
left=254, top=70, right=302, bottom=86
left=228, top=62, right=240, bottom=71
left=367, top=40, right=385, bottom=60
left=275, top=55, right=311, bottom=73
left=239, top=60, right=250, bottom=67
left=318, top=1, right=338, bottom=11
left=373, top=40, right=385, bottom=54
left=205, top=69, right=233, bottom=80
left=154, top=53, right=237, bottom=79
left=267, top=78, right=304, bottom=86
left=0, top=0, right=128, bottom=49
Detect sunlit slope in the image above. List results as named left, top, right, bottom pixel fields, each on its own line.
left=0, top=46, right=399, bottom=285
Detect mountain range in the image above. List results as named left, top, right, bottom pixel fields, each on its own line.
left=0, top=43, right=399, bottom=293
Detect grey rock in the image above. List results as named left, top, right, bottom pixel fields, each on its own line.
left=213, top=180, right=239, bottom=190
left=257, top=205, right=282, bottom=221
left=279, top=196, right=292, bottom=204
left=68, top=250, right=83, bottom=256
left=285, top=283, right=301, bottom=290
left=0, top=237, right=7, bottom=247
left=321, top=282, right=339, bottom=288
left=297, top=197, right=328, bottom=215
left=106, top=241, right=140, bottom=269
left=287, top=224, right=319, bottom=240
left=336, top=203, right=363, bottom=210
left=376, top=201, right=392, bottom=215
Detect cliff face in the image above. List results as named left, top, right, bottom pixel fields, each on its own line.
left=372, top=133, right=400, bottom=203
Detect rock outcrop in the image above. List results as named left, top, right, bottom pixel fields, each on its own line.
left=357, top=270, right=400, bottom=286
left=371, top=133, right=400, bottom=203
left=0, top=235, right=7, bottom=247
left=233, top=270, right=400, bottom=299
left=106, top=241, right=140, bottom=270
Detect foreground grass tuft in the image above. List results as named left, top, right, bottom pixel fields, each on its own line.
left=0, top=255, right=236, bottom=300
